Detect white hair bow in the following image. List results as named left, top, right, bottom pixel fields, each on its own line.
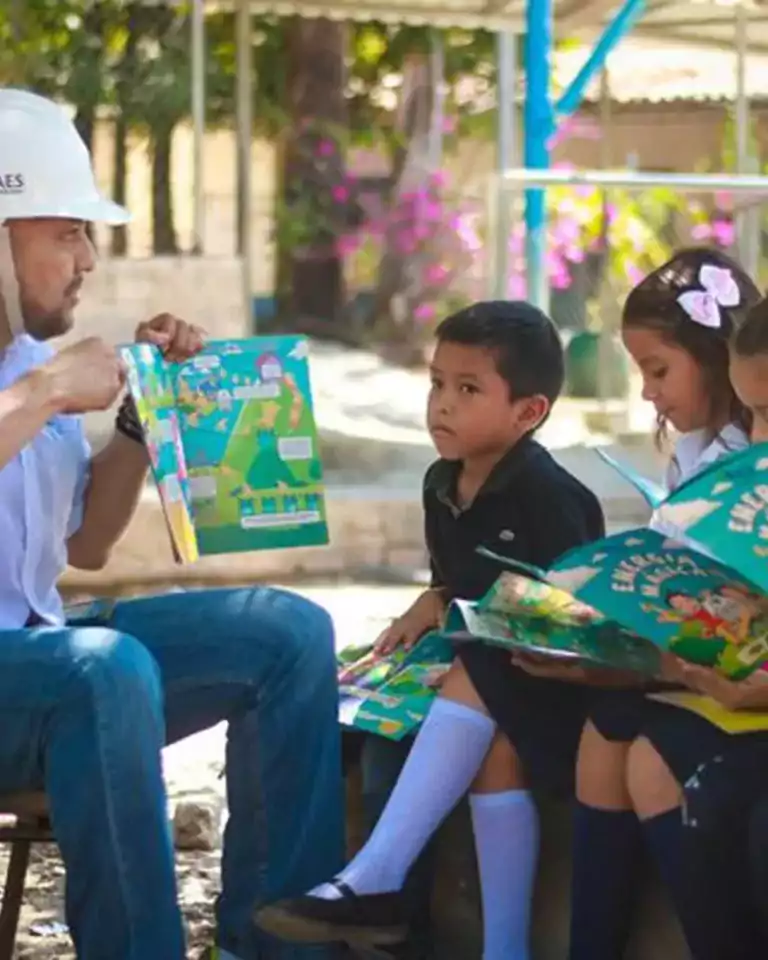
left=677, top=264, right=741, bottom=329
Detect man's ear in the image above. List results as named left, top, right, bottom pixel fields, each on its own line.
left=517, top=394, right=550, bottom=432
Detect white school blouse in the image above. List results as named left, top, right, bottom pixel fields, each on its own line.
left=0, top=335, right=91, bottom=630
left=649, top=423, right=749, bottom=541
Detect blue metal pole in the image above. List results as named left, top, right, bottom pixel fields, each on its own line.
left=492, top=31, right=517, bottom=299
left=555, top=0, right=646, bottom=122
left=524, top=0, right=553, bottom=311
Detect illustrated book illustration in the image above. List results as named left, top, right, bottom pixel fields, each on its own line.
left=337, top=632, right=453, bottom=741
left=120, top=337, right=328, bottom=563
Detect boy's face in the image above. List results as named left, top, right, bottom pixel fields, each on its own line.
left=729, top=351, right=768, bottom=443
left=426, top=340, right=548, bottom=461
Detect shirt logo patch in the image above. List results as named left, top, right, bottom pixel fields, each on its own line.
left=498, top=529, right=516, bottom=542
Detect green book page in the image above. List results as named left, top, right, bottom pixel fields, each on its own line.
left=444, top=572, right=661, bottom=675
left=338, top=632, right=453, bottom=740
left=171, top=336, right=329, bottom=556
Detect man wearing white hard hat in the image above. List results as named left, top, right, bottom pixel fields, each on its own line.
left=0, top=89, right=343, bottom=960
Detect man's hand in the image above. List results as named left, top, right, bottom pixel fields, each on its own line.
left=135, top=313, right=206, bottom=362
left=39, top=337, right=125, bottom=414
left=664, top=655, right=768, bottom=711
left=374, top=589, right=445, bottom=655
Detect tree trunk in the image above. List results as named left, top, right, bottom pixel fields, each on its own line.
left=111, top=4, right=140, bottom=257
left=276, top=17, right=348, bottom=336
left=151, top=124, right=178, bottom=255
left=371, top=52, right=438, bottom=341
left=111, top=115, right=129, bottom=256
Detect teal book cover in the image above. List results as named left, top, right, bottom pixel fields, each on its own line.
left=547, top=527, right=768, bottom=680
left=120, top=337, right=328, bottom=562
left=595, top=448, right=666, bottom=508
left=653, top=442, right=768, bottom=593
left=337, top=632, right=453, bottom=741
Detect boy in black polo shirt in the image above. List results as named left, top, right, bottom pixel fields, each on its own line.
left=256, top=302, right=605, bottom=957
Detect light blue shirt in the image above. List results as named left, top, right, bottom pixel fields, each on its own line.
left=0, top=335, right=91, bottom=629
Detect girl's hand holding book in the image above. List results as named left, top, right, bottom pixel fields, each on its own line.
left=663, top=655, right=768, bottom=711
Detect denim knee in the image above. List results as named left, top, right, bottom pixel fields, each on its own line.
left=264, top=591, right=336, bottom=677
left=66, top=627, right=164, bottom=723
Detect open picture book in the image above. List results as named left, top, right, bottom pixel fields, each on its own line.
left=120, top=336, right=328, bottom=563
left=443, top=444, right=768, bottom=733
left=338, top=632, right=454, bottom=741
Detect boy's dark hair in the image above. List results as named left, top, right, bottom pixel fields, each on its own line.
left=732, top=296, right=768, bottom=358
left=622, top=247, right=761, bottom=440
left=435, top=300, right=564, bottom=405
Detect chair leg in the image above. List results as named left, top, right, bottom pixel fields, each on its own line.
left=0, top=839, right=32, bottom=960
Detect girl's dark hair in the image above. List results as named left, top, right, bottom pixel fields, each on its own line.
left=732, top=296, right=768, bottom=359
left=622, top=247, right=761, bottom=441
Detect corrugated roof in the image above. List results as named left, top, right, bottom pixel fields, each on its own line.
left=210, top=0, right=768, bottom=52
left=555, top=39, right=768, bottom=104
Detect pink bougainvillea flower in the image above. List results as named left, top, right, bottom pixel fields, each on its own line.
left=711, top=219, right=735, bottom=247
left=414, top=303, right=437, bottom=322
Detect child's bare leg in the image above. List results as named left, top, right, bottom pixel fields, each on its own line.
left=472, top=731, right=527, bottom=793
left=440, top=656, right=493, bottom=712
left=625, top=736, right=682, bottom=818
left=310, top=658, right=497, bottom=899
left=568, top=722, right=641, bottom=960
left=576, top=720, right=633, bottom=810
left=469, top=732, right=538, bottom=960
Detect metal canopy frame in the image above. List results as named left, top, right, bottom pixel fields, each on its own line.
left=188, top=0, right=760, bottom=320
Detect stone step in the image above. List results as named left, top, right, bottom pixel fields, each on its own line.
left=61, top=480, right=651, bottom=595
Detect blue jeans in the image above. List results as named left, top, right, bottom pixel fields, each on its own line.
left=0, top=587, right=344, bottom=960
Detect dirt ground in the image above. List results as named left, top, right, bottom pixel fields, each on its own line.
left=2, top=724, right=227, bottom=960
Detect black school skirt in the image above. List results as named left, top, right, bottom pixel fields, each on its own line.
left=457, top=643, right=597, bottom=797
left=590, top=689, right=768, bottom=829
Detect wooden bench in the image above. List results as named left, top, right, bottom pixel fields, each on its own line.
left=0, top=793, right=53, bottom=960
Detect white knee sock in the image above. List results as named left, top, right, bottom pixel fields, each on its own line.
left=312, top=698, right=496, bottom=898
left=470, top=790, right=539, bottom=960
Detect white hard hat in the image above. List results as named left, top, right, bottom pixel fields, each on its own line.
left=0, top=88, right=129, bottom=225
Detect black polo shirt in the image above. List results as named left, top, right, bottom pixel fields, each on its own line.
left=423, top=435, right=605, bottom=602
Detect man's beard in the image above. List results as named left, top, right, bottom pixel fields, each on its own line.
left=21, top=308, right=74, bottom=342
left=19, top=284, right=79, bottom=341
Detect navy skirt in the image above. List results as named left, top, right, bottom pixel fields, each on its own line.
left=458, top=643, right=597, bottom=796
left=590, top=689, right=768, bottom=829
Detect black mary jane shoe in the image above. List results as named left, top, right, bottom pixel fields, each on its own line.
left=254, top=879, right=409, bottom=949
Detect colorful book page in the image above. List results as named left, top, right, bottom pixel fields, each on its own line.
left=120, top=344, right=198, bottom=563
left=443, top=573, right=660, bottom=675
left=175, top=337, right=328, bottom=556
left=337, top=631, right=453, bottom=741
left=120, top=337, right=328, bottom=562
